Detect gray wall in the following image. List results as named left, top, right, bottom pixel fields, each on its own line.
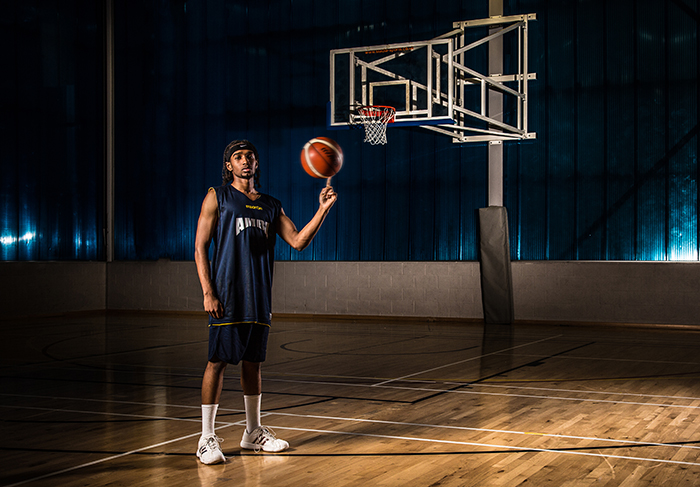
left=2, top=261, right=700, bottom=326
left=0, top=262, right=107, bottom=318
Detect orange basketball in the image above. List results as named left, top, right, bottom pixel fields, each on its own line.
left=300, top=137, right=343, bottom=179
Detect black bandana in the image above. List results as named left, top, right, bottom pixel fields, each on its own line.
left=223, top=140, right=259, bottom=163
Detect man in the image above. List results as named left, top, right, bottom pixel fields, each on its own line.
left=194, top=139, right=338, bottom=464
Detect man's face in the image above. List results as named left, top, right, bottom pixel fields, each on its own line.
left=227, top=149, right=257, bottom=180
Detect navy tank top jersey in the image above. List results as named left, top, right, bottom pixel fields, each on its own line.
left=209, top=184, right=282, bottom=327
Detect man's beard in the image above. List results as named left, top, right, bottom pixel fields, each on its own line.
left=237, top=169, right=255, bottom=180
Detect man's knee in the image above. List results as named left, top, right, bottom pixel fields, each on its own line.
left=241, top=360, right=261, bottom=372
left=206, top=359, right=228, bottom=375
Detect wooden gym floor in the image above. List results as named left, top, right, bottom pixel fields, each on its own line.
left=3, top=313, right=700, bottom=486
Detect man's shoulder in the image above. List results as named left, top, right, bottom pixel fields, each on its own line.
left=214, top=183, right=232, bottom=193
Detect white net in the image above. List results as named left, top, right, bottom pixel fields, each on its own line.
left=353, top=106, right=395, bottom=145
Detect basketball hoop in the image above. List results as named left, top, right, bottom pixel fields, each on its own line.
left=350, top=105, right=395, bottom=145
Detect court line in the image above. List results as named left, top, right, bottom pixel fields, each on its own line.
left=6, top=364, right=700, bottom=416
left=0, top=392, right=204, bottom=411
left=6, top=365, right=700, bottom=416
left=371, top=334, right=563, bottom=387
left=5, top=404, right=700, bottom=486
left=259, top=424, right=700, bottom=467
left=500, top=351, right=700, bottom=366
left=2, top=399, right=699, bottom=455
left=263, top=372, right=700, bottom=402
left=33, top=369, right=697, bottom=413
left=291, top=374, right=700, bottom=404
left=468, top=382, right=700, bottom=402
left=3, top=398, right=700, bottom=485
left=270, top=376, right=700, bottom=411
left=410, top=341, right=596, bottom=405
left=261, top=410, right=700, bottom=451
left=0, top=406, right=244, bottom=487
left=0, top=403, right=205, bottom=423
left=3, top=430, right=203, bottom=487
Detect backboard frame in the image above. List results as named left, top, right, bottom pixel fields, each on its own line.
left=329, top=13, right=537, bottom=144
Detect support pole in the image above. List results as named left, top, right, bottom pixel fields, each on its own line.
left=488, top=0, right=504, bottom=207
left=104, top=0, right=114, bottom=263
left=479, top=0, right=514, bottom=325
left=479, top=207, right=514, bottom=324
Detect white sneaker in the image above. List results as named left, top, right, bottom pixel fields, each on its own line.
left=240, top=426, right=289, bottom=452
left=196, top=435, right=226, bottom=464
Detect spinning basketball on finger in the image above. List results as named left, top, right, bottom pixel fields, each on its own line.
left=301, top=136, right=343, bottom=184
left=300, top=136, right=342, bottom=206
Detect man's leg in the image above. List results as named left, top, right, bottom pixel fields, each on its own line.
left=239, top=360, right=289, bottom=452
left=203, top=359, right=228, bottom=404
left=241, top=360, right=262, bottom=433
left=240, top=360, right=261, bottom=395
left=197, top=359, right=228, bottom=464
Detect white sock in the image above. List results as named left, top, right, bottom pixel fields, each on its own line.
left=244, top=394, right=261, bottom=433
left=202, top=404, right=219, bottom=437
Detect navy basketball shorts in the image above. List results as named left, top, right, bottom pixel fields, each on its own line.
left=208, top=323, right=270, bottom=364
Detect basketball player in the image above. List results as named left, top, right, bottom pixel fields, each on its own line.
left=194, top=140, right=337, bottom=465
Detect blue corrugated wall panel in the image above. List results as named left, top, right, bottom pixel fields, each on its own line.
left=1, top=1, right=104, bottom=261
left=668, top=0, right=698, bottom=260
left=3, top=0, right=699, bottom=262
left=605, top=0, right=637, bottom=261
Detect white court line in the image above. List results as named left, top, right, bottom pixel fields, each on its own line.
left=262, top=410, right=700, bottom=451
left=371, top=334, right=563, bottom=387
left=261, top=424, right=700, bottom=467
left=2, top=399, right=698, bottom=453
left=26, top=374, right=697, bottom=418
left=502, top=351, right=700, bottom=366
left=9, top=375, right=700, bottom=407
left=0, top=403, right=204, bottom=424
left=7, top=402, right=698, bottom=475
left=4, top=400, right=700, bottom=453
left=468, top=382, right=700, bottom=402
left=0, top=393, right=206, bottom=412
left=4, top=397, right=700, bottom=479
left=263, top=373, right=700, bottom=403
left=6, top=374, right=700, bottom=445
left=270, top=376, right=700, bottom=411
left=4, top=430, right=200, bottom=487
left=1, top=405, right=244, bottom=487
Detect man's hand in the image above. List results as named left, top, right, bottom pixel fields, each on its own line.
left=203, top=293, right=224, bottom=319
left=319, top=184, right=338, bottom=211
